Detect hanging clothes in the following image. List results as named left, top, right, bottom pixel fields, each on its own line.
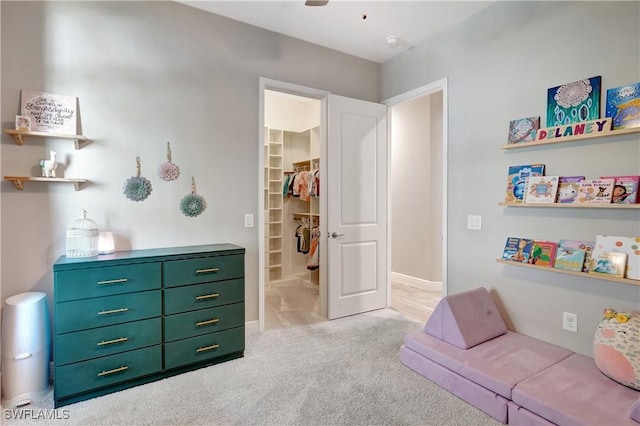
left=295, top=224, right=310, bottom=254
left=307, top=227, right=320, bottom=270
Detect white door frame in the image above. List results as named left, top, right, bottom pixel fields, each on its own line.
left=382, top=78, right=449, bottom=298
left=258, top=77, right=329, bottom=332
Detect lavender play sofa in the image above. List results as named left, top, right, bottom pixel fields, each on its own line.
left=400, top=287, right=640, bottom=425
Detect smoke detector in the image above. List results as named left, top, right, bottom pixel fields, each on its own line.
left=386, top=36, right=399, bottom=48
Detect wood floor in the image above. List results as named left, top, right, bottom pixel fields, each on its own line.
left=389, top=281, right=442, bottom=324
left=265, top=279, right=441, bottom=329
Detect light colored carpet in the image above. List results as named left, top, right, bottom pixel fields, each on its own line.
left=2, top=309, right=499, bottom=426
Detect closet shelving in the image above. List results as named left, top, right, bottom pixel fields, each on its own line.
left=264, top=128, right=284, bottom=281
left=497, top=121, right=640, bottom=286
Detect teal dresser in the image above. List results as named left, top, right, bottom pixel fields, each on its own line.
left=53, top=244, right=245, bottom=408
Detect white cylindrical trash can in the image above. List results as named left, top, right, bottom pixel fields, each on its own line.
left=1, top=292, right=51, bottom=407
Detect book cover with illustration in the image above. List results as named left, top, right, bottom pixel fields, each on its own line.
left=600, top=175, right=639, bottom=204
left=505, top=164, right=545, bottom=204
left=605, top=82, right=640, bottom=130
left=507, top=116, right=540, bottom=144
left=574, top=178, right=615, bottom=204
left=524, top=176, right=559, bottom=203
left=530, top=240, right=558, bottom=267
left=502, top=237, right=534, bottom=263
left=556, top=176, right=585, bottom=203
left=588, top=249, right=627, bottom=278
left=593, top=235, right=640, bottom=280
left=554, top=239, right=595, bottom=272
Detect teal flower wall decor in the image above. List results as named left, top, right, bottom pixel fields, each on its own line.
left=180, top=177, right=206, bottom=217
left=123, top=156, right=152, bottom=201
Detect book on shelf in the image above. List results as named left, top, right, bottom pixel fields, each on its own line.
left=530, top=240, right=558, bottom=267
left=606, top=82, right=640, bottom=130
left=553, top=239, right=595, bottom=272
left=556, top=176, right=585, bottom=203
left=594, top=235, right=640, bottom=280
left=600, top=175, right=639, bottom=204
left=574, top=178, right=615, bottom=204
left=588, top=249, right=627, bottom=278
left=507, top=116, right=540, bottom=144
left=505, top=164, right=545, bottom=204
left=524, top=176, right=559, bottom=203
left=501, top=237, right=535, bottom=263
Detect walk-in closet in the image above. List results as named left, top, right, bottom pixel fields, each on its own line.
left=263, top=90, right=322, bottom=328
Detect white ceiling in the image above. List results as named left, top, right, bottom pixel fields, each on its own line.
left=177, top=1, right=495, bottom=63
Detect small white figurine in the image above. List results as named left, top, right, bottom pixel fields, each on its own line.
left=40, top=149, right=57, bottom=178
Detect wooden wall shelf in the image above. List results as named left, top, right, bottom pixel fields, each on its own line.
left=500, top=123, right=639, bottom=150
left=4, top=176, right=88, bottom=191
left=499, top=202, right=640, bottom=209
left=3, top=129, right=88, bottom=149
left=496, top=259, right=640, bottom=286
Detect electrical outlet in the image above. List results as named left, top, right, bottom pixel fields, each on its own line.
left=563, top=312, right=578, bottom=333
left=467, top=215, right=482, bottom=230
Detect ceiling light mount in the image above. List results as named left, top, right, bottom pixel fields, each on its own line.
left=386, top=36, right=399, bottom=48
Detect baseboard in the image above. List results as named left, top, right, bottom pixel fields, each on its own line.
left=391, top=272, right=442, bottom=293
left=245, top=320, right=260, bottom=336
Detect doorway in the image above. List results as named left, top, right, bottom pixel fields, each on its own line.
left=387, top=86, right=446, bottom=323
left=263, top=89, right=323, bottom=329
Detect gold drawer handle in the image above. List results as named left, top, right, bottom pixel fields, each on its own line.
left=195, top=293, right=219, bottom=301
left=195, top=267, right=220, bottom=274
left=196, top=344, right=219, bottom=353
left=196, top=318, right=220, bottom=327
left=97, top=337, right=128, bottom=346
left=97, top=278, right=128, bottom=285
left=98, top=365, right=128, bottom=377
left=97, top=307, right=129, bottom=315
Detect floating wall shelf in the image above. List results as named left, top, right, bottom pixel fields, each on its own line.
left=4, top=176, right=88, bottom=191
left=499, top=202, right=640, bottom=209
left=3, top=129, right=88, bottom=149
left=496, top=259, right=640, bottom=287
left=501, top=122, right=640, bottom=150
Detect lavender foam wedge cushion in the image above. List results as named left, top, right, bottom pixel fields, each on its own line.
left=424, top=287, right=507, bottom=349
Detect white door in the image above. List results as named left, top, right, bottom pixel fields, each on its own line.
left=327, top=94, right=388, bottom=319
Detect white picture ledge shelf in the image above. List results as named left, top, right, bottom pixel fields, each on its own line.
left=3, top=129, right=88, bottom=149
left=496, top=259, right=640, bottom=286
left=4, top=176, right=88, bottom=191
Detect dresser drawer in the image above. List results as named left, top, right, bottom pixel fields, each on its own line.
left=164, top=279, right=244, bottom=315
left=164, top=327, right=244, bottom=370
left=164, top=254, right=243, bottom=288
left=55, top=317, right=161, bottom=366
left=55, top=263, right=161, bottom=302
left=164, top=303, right=244, bottom=342
left=55, top=345, right=162, bottom=399
left=56, top=290, right=161, bottom=334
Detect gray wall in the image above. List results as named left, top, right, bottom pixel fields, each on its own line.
left=0, top=1, right=379, bottom=325
left=391, top=92, right=442, bottom=283
left=382, top=1, right=640, bottom=355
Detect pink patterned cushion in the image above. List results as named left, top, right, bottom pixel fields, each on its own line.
left=594, top=309, right=640, bottom=391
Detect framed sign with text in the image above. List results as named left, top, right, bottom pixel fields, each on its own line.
left=20, top=90, right=77, bottom=134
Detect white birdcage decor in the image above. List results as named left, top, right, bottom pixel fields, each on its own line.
left=66, top=209, right=99, bottom=258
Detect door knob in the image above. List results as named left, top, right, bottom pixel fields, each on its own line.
left=331, top=232, right=345, bottom=239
